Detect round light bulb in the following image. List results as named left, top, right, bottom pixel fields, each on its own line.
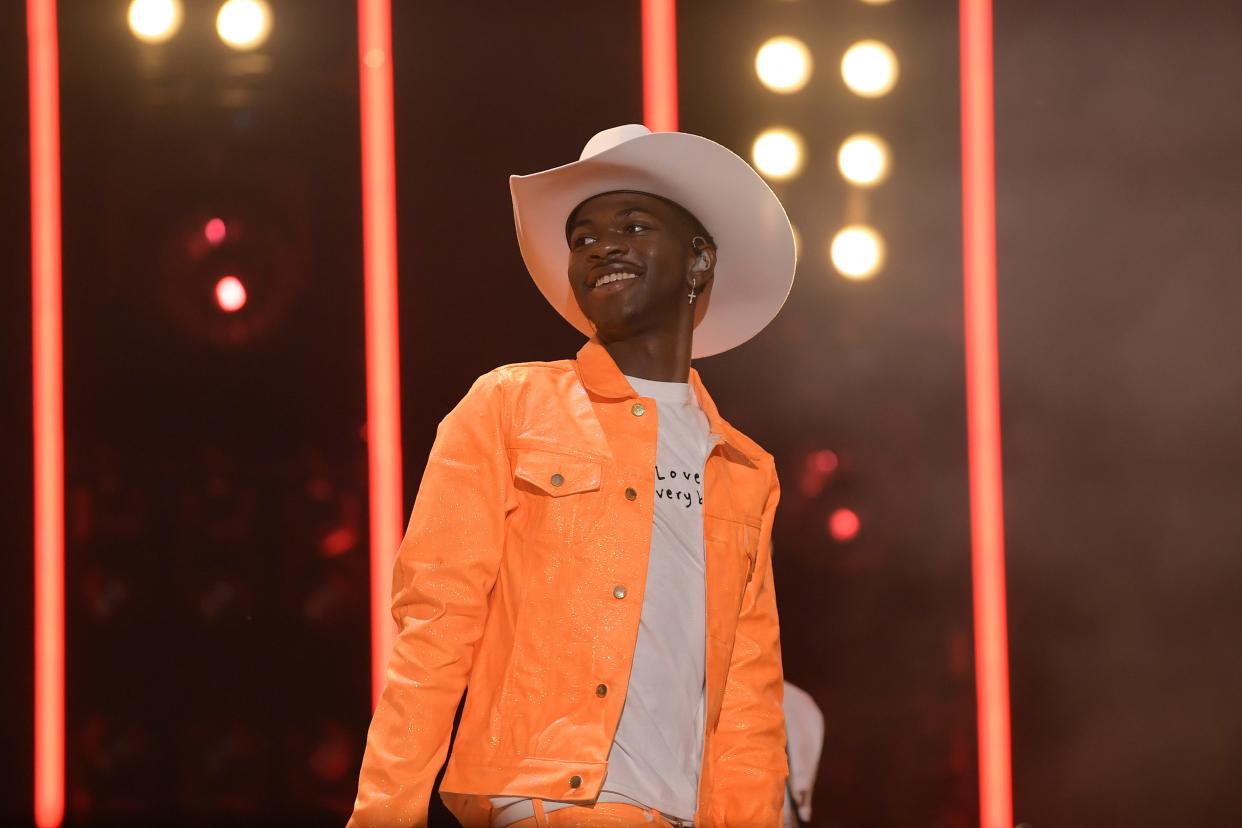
left=751, top=128, right=805, bottom=180
left=215, top=275, right=248, bottom=312
left=216, top=0, right=273, bottom=51
left=127, top=0, right=183, bottom=44
left=830, top=225, right=885, bottom=279
left=841, top=40, right=899, bottom=98
left=755, top=36, right=813, bottom=94
left=837, top=133, right=891, bottom=186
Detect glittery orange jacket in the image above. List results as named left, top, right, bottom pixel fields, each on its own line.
left=348, top=337, right=786, bottom=828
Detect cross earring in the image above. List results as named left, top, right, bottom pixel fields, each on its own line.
left=687, top=282, right=697, bottom=303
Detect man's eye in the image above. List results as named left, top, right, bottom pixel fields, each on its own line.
left=625, top=223, right=647, bottom=233
left=573, top=235, right=596, bottom=248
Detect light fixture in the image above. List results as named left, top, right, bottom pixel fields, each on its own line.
left=830, top=225, right=885, bottom=279
left=841, top=39, right=899, bottom=98
left=751, top=128, right=805, bottom=180
left=755, top=36, right=813, bottom=94
left=837, top=133, right=891, bottom=186
left=214, top=275, right=248, bottom=312
left=127, top=0, right=183, bottom=44
left=216, top=0, right=272, bottom=51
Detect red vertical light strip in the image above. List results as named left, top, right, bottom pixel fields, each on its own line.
left=358, top=0, right=403, bottom=708
left=641, top=0, right=678, bottom=131
left=960, top=2, right=1013, bottom=827
left=28, top=1, right=64, bottom=826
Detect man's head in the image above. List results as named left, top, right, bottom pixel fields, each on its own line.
left=509, top=125, right=795, bottom=357
left=565, top=190, right=717, bottom=342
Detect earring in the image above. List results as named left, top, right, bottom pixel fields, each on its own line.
left=687, top=279, right=697, bottom=304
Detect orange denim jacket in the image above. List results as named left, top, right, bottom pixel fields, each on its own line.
left=348, top=337, right=787, bottom=827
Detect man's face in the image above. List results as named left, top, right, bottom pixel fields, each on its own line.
left=566, top=191, right=704, bottom=340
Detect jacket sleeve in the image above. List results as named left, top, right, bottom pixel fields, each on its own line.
left=708, top=458, right=788, bottom=826
left=348, top=370, right=513, bottom=827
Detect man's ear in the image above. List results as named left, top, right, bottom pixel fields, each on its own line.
left=690, top=238, right=716, bottom=273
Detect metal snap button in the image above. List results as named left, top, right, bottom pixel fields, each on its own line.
left=624, top=487, right=637, bottom=501
left=631, top=402, right=646, bottom=417
left=569, top=775, right=582, bottom=789
left=595, top=683, right=608, bottom=698
left=550, top=473, right=564, bottom=487
left=612, top=584, right=627, bottom=600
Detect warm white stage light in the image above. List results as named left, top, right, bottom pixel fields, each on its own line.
left=831, top=225, right=885, bottom=279
left=841, top=40, right=899, bottom=98
left=755, top=36, right=813, bottom=94
left=752, top=128, right=805, bottom=180
left=216, top=0, right=272, bottom=50
left=215, top=275, right=248, bottom=312
left=859, top=0, right=896, bottom=5
left=837, top=133, right=891, bottom=186
left=127, top=0, right=183, bottom=44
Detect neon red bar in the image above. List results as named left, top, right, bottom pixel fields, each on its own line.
left=358, top=0, right=403, bottom=708
left=959, top=1, right=1013, bottom=826
left=28, top=0, right=64, bottom=825
left=641, top=0, right=678, bottom=131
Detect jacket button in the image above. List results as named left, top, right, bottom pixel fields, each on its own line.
left=550, top=473, right=564, bottom=487
left=596, top=683, right=608, bottom=697
left=624, top=487, right=637, bottom=501
left=631, top=402, right=646, bottom=417
left=569, top=775, right=582, bottom=789
left=612, top=584, right=627, bottom=600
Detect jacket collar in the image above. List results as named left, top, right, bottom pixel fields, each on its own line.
left=574, top=336, right=764, bottom=464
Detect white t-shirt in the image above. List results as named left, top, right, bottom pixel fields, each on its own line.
left=490, top=374, right=713, bottom=827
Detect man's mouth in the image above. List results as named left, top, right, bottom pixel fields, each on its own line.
left=592, top=271, right=640, bottom=289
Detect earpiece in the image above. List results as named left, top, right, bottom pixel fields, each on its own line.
left=690, top=236, right=710, bottom=272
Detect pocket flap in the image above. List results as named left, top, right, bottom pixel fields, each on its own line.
left=513, top=450, right=602, bottom=497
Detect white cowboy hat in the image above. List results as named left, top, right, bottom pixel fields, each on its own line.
left=509, top=124, right=796, bottom=359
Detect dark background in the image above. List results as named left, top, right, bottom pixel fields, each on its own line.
left=4, top=0, right=1240, bottom=826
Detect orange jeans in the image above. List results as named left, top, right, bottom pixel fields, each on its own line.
left=506, top=800, right=682, bottom=827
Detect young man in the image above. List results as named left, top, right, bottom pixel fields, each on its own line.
left=349, top=125, right=796, bottom=827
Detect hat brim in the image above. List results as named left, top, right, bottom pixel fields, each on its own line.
left=510, top=131, right=796, bottom=359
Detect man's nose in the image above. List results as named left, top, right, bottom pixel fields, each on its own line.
left=593, top=233, right=629, bottom=258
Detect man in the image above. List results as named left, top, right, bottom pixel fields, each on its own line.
left=349, top=124, right=797, bottom=827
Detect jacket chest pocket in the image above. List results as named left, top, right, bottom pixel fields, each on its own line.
left=512, top=448, right=605, bottom=550
left=703, top=510, right=760, bottom=642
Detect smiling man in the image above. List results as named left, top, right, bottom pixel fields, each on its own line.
left=349, top=125, right=797, bottom=828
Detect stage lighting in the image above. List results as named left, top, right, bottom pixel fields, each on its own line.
left=204, top=218, right=227, bottom=246
left=828, top=508, right=861, bottom=542
left=216, top=0, right=272, bottom=51
left=830, top=225, right=885, bottom=279
left=841, top=40, right=899, bottom=98
left=755, top=36, right=813, bottom=94
left=215, top=275, right=247, bottom=312
left=127, top=0, right=183, bottom=44
left=859, top=0, right=895, bottom=5
left=752, top=128, right=804, bottom=180
left=837, top=133, right=891, bottom=186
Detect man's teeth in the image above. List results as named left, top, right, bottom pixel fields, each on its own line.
left=595, top=272, right=638, bottom=287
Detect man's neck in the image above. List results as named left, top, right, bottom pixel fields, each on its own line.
left=600, top=327, right=692, bottom=382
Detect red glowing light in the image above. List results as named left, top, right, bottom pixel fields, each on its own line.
left=828, top=508, right=860, bottom=542
left=799, top=449, right=840, bottom=498
left=214, top=275, right=247, bottom=312
left=961, top=0, right=1014, bottom=825
left=358, top=0, right=403, bottom=708
left=641, top=0, right=678, bottom=131
left=28, top=1, right=65, bottom=826
left=811, top=449, right=839, bottom=474
left=204, top=217, right=227, bottom=245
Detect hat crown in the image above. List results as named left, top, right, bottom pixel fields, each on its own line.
left=579, top=124, right=651, bottom=160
